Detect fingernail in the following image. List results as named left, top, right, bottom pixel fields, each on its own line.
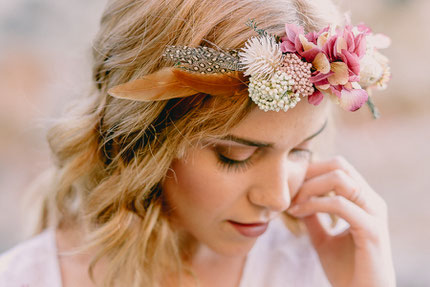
left=294, top=198, right=306, bottom=205
left=287, top=205, right=301, bottom=214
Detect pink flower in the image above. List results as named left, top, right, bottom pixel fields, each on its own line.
left=281, top=23, right=372, bottom=111
left=325, top=84, right=369, bottom=112
left=280, top=23, right=304, bottom=53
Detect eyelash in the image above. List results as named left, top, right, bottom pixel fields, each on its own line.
left=216, top=149, right=312, bottom=173
left=216, top=153, right=254, bottom=173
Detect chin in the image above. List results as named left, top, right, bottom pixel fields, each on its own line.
left=205, top=237, right=257, bottom=258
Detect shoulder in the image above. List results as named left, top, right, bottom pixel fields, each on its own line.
left=0, top=228, right=62, bottom=287
left=240, top=215, right=349, bottom=287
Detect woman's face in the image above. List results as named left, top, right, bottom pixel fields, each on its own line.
left=161, top=98, right=329, bottom=258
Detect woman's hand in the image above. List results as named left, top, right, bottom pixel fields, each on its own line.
left=287, top=156, right=396, bottom=287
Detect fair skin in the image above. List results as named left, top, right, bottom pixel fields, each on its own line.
left=57, top=98, right=396, bottom=287
left=161, top=98, right=396, bottom=287
left=160, top=99, right=330, bottom=287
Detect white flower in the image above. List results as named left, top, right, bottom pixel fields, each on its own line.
left=239, top=35, right=282, bottom=80
left=359, top=50, right=390, bottom=90
left=248, top=70, right=300, bottom=112
left=358, top=31, right=391, bottom=91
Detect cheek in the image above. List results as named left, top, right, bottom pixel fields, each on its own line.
left=162, top=150, right=241, bottom=219
left=288, top=162, right=309, bottom=198
left=169, top=160, right=212, bottom=206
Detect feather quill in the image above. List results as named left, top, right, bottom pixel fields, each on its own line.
left=108, top=67, right=248, bottom=102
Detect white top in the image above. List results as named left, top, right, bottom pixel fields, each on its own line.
left=238, top=214, right=347, bottom=287
left=0, top=215, right=348, bottom=287
left=0, top=228, right=62, bottom=287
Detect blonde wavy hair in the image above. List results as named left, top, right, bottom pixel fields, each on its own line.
left=31, top=0, right=344, bottom=286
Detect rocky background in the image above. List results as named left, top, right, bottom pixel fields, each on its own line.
left=0, top=0, right=429, bottom=286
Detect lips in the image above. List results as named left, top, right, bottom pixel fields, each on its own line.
left=232, top=221, right=267, bottom=226
left=228, top=220, right=269, bottom=237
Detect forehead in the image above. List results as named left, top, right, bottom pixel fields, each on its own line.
left=227, top=98, right=329, bottom=149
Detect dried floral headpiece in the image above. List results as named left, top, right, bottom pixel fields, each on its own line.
left=108, top=20, right=391, bottom=118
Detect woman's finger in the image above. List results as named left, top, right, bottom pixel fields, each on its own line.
left=293, top=169, right=369, bottom=211
left=299, top=214, right=331, bottom=247
left=306, top=156, right=369, bottom=188
left=287, top=195, right=380, bottom=241
left=303, top=156, right=387, bottom=216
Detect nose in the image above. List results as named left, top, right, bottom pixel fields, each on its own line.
left=247, top=156, right=292, bottom=213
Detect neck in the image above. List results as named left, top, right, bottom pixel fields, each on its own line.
left=177, top=229, right=247, bottom=275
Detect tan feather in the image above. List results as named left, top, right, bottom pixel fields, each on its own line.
left=172, top=68, right=248, bottom=97
left=107, top=68, right=196, bottom=102
left=107, top=67, right=248, bottom=102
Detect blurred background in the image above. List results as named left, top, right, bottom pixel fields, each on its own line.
left=0, top=0, right=428, bottom=286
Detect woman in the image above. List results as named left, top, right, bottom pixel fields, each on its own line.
left=0, top=0, right=395, bottom=286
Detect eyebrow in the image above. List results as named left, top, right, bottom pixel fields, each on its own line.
left=219, top=119, right=328, bottom=148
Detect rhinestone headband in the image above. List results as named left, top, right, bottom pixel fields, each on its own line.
left=108, top=19, right=391, bottom=118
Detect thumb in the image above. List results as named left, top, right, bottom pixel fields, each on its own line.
left=302, top=214, right=329, bottom=248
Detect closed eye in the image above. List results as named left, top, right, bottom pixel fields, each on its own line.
left=215, top=146, right=312, bottom=173
left=216, top=152, right=255, bottom=173
left=289, top=148, right=313, bottom=161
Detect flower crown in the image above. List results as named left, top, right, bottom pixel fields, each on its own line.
left=108, top=20, right=391, bottom=118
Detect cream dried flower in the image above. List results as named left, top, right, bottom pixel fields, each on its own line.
left=248, top=70, right=299, bottom=112
left=359, top=49, right=390, bottom=90
left=239, top=35, right=282, bottom=80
